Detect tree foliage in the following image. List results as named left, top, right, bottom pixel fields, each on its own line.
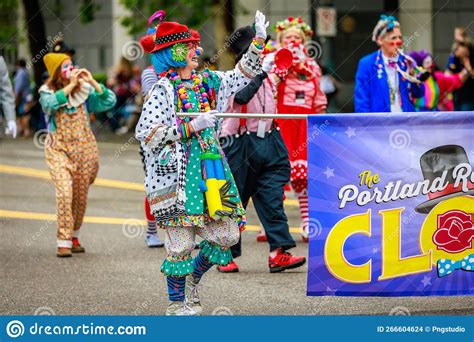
left=0, top=0, right=19, bottom=53
left=119, top=0, right=215, bottom=35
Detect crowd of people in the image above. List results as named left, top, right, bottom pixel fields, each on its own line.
left=0, top=9, right=473, bottom=316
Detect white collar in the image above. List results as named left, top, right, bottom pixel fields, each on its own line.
left=381, top=52, right=399, bottom=64
left=67, top=81, right=92, bottom=108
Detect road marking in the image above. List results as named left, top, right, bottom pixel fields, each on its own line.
left=0, top=209, right=302, bottom=234
left=0, top=163, right=144, bottom=191
left=0, top=163, right=300, bottom=206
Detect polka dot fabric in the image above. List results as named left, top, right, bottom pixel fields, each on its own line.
left=437, top=254, right=474, bottom=277
left=290, top=161, right=308, bottom=194
left=45, top=104, right=99, bottom=248
left=135, top=43, right=264, bottom=269
left=164, top=217, right=240, bottom=263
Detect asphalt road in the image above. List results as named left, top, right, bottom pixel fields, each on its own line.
left=1, top=136, right=473, bottom=316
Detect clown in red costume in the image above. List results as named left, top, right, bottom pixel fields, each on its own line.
left=265, top=16, right=327, bottom=241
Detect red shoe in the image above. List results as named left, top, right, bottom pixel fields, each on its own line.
left=256, top=231, right=267, bottom=242
left=217, top=261, right=239, bottom=273
left=269, top=249, right=306, bottom=273
left=71, top=237, right=85, bottom=253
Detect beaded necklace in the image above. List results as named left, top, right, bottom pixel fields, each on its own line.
left=168, top=70, right=211, bottom=113
left=168, top=69, right=217, bottom=152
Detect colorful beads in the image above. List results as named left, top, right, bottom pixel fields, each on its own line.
left=168, top=69, right=212, bottom=113
left=252, top=38, right=264, bottom=50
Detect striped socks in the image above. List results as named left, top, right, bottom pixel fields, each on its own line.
left=192, top=252, right=215, bottom=281
left=147, top=219, right=157, bottom=236
left=167, top=276, right=186, bottom=302
left=144, top=196, right=157, bottom=236
left=166, top=254, right=215, bottom=301
left=296, top=192, right=309, bottom=234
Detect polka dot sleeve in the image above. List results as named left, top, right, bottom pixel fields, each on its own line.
left=135, top=83, right=180, bottom=151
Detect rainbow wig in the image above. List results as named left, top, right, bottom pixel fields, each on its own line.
left=151, top=46, right=187, bottom=74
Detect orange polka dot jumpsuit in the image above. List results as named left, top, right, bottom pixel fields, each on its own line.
left=39, top=84, right=116, bottom=248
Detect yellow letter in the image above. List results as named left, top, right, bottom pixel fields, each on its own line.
left=378, top=208, right=432, bottom=281
left=359, top=170, right=370, bottom=186
left=324, top=210, right=372, bottom=283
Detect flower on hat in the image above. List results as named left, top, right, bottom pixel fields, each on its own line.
left=274, top=16, right=313, bottom=37
left=171, top=43, right=188, bottom=62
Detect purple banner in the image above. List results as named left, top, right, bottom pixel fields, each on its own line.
left=307, top=111, right=474, bottom=296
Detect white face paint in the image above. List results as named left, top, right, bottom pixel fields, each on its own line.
left=422, top=55, right=433, bottom=70
left=61, top=62, right=75, bottom=80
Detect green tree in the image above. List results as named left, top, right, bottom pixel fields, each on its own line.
left=120, top=0, right=236, bottom=68
left=0, top=0, right=20, bottom=55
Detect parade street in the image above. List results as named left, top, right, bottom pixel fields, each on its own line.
left=1, top=137, right=473, bottom=316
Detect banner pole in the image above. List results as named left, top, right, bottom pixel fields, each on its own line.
left=177, top=112, right=308, bottom=119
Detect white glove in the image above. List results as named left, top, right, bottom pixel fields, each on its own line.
left=254, top=10, right=268, bottom=39
left=5, top=120, right=17, bottom=138
left=190, top=111, right=217, bottom=132
left=261, top=54, right=275, bottom=73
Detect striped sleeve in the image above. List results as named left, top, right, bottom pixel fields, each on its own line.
left=141, top=67, right=158, bottom=97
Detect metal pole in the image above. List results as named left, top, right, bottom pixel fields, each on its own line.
left=177, top=112, right=308, bottom=119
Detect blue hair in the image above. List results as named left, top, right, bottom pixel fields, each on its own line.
left=151, top=47, right=187, bottom=74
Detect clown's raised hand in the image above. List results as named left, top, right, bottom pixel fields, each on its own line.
left=254, top=10, right=269, bottom=39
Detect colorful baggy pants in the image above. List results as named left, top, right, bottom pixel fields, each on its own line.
left=45, top=105, right=99, bottom=248
left=161, top=217, right=240, bottom=277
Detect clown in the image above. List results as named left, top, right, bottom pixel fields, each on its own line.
left=354, top=15, right=424, bottom=113
left=39, top=53, right=116, bottom=257
left=136, top=10, right=268, bottom=315
left=267, top=16, right=327, bottom=242
left=408, top=49, right=471, bottom=112
left=218, top=25, right=306, bottom=273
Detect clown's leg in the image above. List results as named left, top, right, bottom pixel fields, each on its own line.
left=46, top=146, right=74, bottom=256
left=290, top=162, right=309, bottom=242
left=188, top=218, right=240, bottom=312
left=144, top=197, right=163, bottom=248
left=161, top=226, right=196, bottom=316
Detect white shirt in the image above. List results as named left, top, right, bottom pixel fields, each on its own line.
left=382, top=54, right=402, bottom=113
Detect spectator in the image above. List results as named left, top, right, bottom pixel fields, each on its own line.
left=107, top=57, right=141, bottom=133
left=409, top=50, right=471, bottom=111
left=445, top=39, right=474, bottom=111
left=0, top=56, right=17, bottom=138
left=14, top=59, right=33, bottom=137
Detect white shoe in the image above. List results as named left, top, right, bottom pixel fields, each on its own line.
left=185, top=275, right=202, bottom=315
left=146, top=234, right=164, bottom=248
left=166, top=301, right=197, bottom=316
left=116, top=126, right=129, bottom=135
